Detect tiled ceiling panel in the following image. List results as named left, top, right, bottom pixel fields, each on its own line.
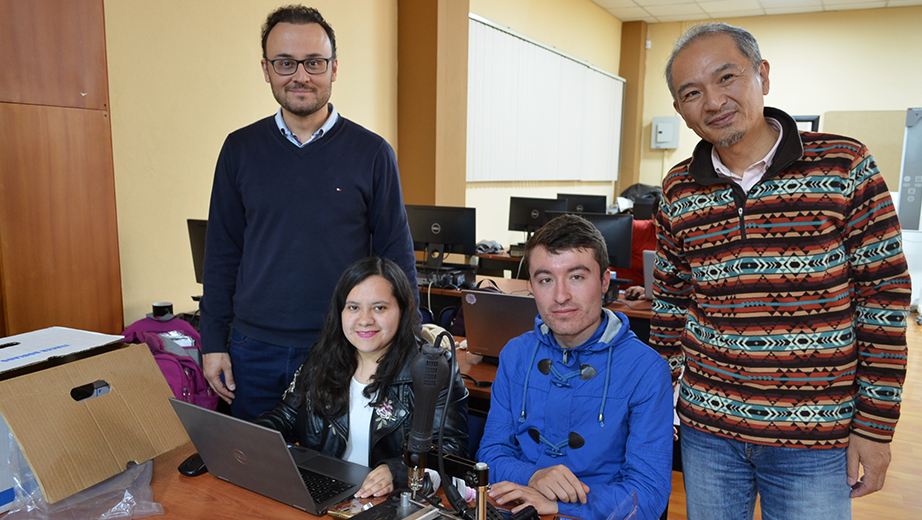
left=592, top=0, right=922, bottom=22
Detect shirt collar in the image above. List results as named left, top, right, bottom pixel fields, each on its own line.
left=274, top=103, right=339, bottom=147
left=711, top=117, right=783, bottom=191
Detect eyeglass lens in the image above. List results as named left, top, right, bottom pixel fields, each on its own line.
left=272, top=58, right=329, bottom=75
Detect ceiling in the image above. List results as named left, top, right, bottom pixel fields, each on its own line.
left=590, top=0, right=922, bottom=23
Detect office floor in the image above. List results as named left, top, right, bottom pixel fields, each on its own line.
left=666, top=316, right=922, bottom=519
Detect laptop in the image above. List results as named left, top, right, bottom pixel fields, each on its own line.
left=462, top=290, right=538, bottom=358
left=169, top=398, right=370, bottom=515
left=642, top=250, right=655, bottom=300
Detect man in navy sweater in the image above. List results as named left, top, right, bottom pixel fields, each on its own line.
left=200, top=5, right=417, bottom=421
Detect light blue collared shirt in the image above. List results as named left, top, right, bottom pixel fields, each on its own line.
left=274, top=103, right=339, bottom=147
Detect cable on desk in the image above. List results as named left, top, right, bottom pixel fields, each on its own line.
left=516, top=256, right=525, bottom=280
left=461, top=373, right=492, bottom=388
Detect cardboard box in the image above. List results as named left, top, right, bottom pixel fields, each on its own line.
left=0, top=327, right=189, bottom=505
left=0, top=415, right=13, bottom=512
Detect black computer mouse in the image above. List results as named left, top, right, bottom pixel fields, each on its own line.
left=178, top=451, right=208, bottom=477
left=624, top=291, right=640, bottom=301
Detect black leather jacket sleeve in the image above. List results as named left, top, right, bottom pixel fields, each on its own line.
left=252, top=391, right=302, bottom=444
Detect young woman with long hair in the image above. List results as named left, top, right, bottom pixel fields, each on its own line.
left=255, top=257, right=468, bottom=497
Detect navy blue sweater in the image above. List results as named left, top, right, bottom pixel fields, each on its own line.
left=200, top=115, right=417, bottom=354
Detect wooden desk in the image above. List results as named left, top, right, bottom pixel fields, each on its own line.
left=150, top=443, right=560, bottom=519
left=419, top=276, right=531, bottom=322
left=419, top=275, right=531, bottom=298
left=457, top=348, right=496, bottom=401
left=151, top=442, right=343, bottom=519
left=606, top=297, right=652, bottom=321
left=475, top=253, right=528, bottom=279
left=606, top=298, right=652, bottom=343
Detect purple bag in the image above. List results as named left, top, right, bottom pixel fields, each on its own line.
left=121, top=318, right=219, bottom=410
left=150, top=345, right=219, bottom=410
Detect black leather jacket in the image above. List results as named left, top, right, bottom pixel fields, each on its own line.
left=253, top=345, right=469, bottom=487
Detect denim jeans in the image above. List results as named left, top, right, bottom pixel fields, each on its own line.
left=680, top=425, right=851, bottom=520
left=227, top=328, right=314, bottom=421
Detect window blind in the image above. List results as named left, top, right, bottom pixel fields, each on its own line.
left=466, top=15, right=625, bottom=183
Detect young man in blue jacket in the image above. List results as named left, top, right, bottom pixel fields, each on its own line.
left=478, top=214, right=674, bottom=520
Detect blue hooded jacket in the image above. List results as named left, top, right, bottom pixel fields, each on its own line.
left=478, top=309, right=673, bottom=520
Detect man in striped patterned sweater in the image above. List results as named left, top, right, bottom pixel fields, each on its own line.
left=651, top=22, right=910, bottom=520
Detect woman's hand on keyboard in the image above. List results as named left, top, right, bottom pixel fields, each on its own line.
left=355, top=465, right=394, bottom=498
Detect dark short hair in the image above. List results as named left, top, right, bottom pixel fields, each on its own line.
left=524, top=214, right=609, bottom=280
left=665, top=22, right=762, bottom=103
left=261, top=5, right=337, bottom=59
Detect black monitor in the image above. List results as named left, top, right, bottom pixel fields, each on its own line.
left=405, top=205, right=476, bottom=269
left=508, top=197, right=568, bottom=236
left=545, top=211, right=633, bottom=269
left=187, top=219, right=207, bottom=284
left=557, top=193, right=607, bottom=214
left=633, top=198, right=655, bottom=220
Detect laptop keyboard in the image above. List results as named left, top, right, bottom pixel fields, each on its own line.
left=298, top=467, right=353, bottom=504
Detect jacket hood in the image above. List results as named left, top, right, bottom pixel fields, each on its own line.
left=534, top=308, right=626, bottom=355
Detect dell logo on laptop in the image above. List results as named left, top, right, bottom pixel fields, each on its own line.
left=431, top=223, right=441, bottom=234
left=233, top=448, right=249, bottom=465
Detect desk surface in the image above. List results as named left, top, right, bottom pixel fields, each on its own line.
left=152, top=442, right=343, bottom=519
left=419, top=275, right=532, bottom=298
left=151, top=443, right=560, bottom=520
left=605, top=297, right=652, bottom=321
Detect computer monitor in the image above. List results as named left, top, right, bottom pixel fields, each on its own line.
left=556, top=193, right=607, bottom=214
left=508, top=197, right=568, bottom=236
left=187, top=219, right=207, bottom=284
left=545, top=211, right=633, bottom=269
left=405, top=205, right=476, bottom=269
left=633, top=198, right=656, bottom=220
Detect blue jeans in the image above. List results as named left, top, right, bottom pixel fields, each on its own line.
left=680, top=425, right=851, bottom=520
left=227, top=329, right=314, bottom=421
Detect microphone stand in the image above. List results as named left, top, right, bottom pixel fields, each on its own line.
left=403, top=331, right=492, bottom=520
left=403, top=446, right=491, bottom=520
left=363, top=332, right=493, bottom=520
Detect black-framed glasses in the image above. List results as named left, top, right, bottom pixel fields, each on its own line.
left=267, top=57, right=334, bottom=76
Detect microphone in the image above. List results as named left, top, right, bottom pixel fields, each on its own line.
left=407, top=344, right=450, bottom=455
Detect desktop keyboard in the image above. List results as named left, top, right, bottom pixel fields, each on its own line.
left=298, top=467, right=354, bottom=504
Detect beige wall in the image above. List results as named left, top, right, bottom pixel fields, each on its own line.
left=105, top=0, right=398, bottom=324
left=470, top=0, right=622, bottom=74
left=106, top=0, right=620, bottom=326
left=108, top=1, right=919, bottom=326
left=467, top=0, right=623, bottom=248
left=639, top=6, right=922, bottom=186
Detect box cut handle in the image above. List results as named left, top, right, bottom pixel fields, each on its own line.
left=71, top=380, right=111, bottom=401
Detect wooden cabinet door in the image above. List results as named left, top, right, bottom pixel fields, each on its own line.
left=0, top=0, right=109, bottom=110
left=0, top=103, right=123, bottom=335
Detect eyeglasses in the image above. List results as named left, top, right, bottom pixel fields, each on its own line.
left=267, top=57, right=334, bottom=76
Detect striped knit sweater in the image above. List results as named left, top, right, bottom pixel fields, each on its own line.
left=651, top=107, right=910, bottom=448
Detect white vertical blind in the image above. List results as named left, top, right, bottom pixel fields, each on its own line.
left=466, top=15, right=625, bottom=183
